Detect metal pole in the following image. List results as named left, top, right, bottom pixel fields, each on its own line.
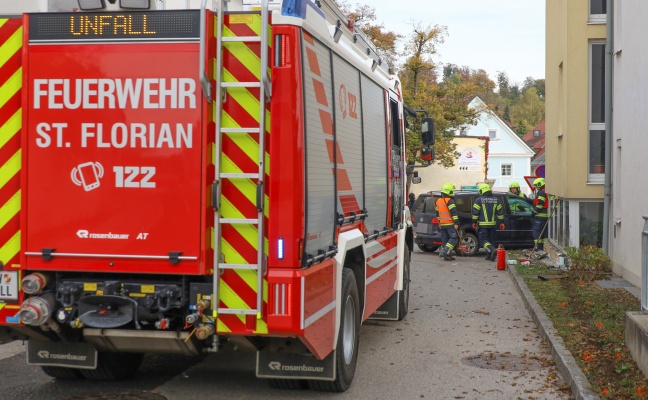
left=642, top=216, right=648, bottom=311
left=602, top=0, right=613, bottom=254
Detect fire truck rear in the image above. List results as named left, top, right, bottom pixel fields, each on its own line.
left=0, top=0, right=434, bottom=391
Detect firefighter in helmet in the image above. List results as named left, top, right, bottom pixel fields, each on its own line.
left=435, top=183, right=459, bottom=261
left=532, top=178, right=549, bottom=251
left=472, top=183, right=505, bottom=261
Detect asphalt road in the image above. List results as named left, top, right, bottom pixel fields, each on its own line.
left=0, top=247, right=570, bottom=399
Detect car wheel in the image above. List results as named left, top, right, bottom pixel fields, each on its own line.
left=417, top=244, right=439, bottom=253
left=456, top=232, right=479, bottom=256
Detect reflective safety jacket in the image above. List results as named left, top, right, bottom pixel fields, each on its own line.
left=435, top=197, right=459, bottom=226
left=533, top=189, right=549, bottom=218
left=472, top=193, right=504, bottom=227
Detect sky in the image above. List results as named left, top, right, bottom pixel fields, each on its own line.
left=364, top=0, right=546, bottom=85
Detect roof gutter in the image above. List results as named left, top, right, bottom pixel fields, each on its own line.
left=602, top=0, right=613, bottom=255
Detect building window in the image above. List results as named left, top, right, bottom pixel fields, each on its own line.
left=460, top=129, right=468, bottom=136
left=589, top=0, right=607, bottom=24
left=589, top=42, right=606, bottom=180
left=488, top=129, right=498, bottom=140
left=579, top=202, right=603, bottom=247
left=501, top=164, right=512, bottom=176
left=533, top=130, right=540, bottom=137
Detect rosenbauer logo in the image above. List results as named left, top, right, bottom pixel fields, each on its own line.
left=268, top=361, right=325, bottom=373
left=77, top=230, right=129, bottom=240
left=37, top=350, right=88, bottom=361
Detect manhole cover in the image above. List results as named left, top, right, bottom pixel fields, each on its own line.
left=461, top=352, right=543, bottom=371
left=62, top=392, right=167, bottom=400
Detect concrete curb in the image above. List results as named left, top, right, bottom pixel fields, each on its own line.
left=508, top=265, right=601, bottom=400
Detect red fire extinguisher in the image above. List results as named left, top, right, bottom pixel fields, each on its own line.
left=497, top=244, right=506, bottom=271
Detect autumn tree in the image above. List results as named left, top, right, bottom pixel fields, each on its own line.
left=335, top=1, right=402, bottom=69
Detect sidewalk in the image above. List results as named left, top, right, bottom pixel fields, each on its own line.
left=507, top=260, right=601, bottom=400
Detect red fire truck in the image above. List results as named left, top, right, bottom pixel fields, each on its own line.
left=0, top=0, right=434, bottom=391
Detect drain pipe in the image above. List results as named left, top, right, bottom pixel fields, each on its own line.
left=602, top=0, right=613, bottom=255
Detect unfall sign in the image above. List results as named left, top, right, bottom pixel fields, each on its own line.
left=23, top=32, right=203, bottom=268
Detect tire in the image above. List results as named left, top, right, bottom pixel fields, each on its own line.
left=79, top=352, right=144, bottom=381
left=267, top=379, right=308, bottom=390
left=40, top=366, right=84, bottom=380
left=417, top=244, right=439, bottom=253
left=397, top=248, right=411, bottom=321
left=309, top=269, right=360, bottom=392
left=456, top=232, right=479, bottom=257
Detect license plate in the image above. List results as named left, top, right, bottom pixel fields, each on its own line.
left=415, top=223, right=429, bottom=233
left=0, top=271, right=18, bottom=301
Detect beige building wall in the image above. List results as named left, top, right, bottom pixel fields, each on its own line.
left=411, top=137, right=486, bottom=197
left=545, top=0, right=605, bottom=200
left=0, top=0, right=45, bottom=13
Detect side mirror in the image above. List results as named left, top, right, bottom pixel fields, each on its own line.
left=421, top=117, right=435, bottom=146
left=421, top=147, right=434, bottom=161
left=412, top=171, right=421, bottom=184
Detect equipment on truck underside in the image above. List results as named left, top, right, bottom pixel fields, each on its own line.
left=0, top=0, right=434, bottom=391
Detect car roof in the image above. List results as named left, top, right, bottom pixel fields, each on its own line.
left=420, top=190, right=511, bottom=197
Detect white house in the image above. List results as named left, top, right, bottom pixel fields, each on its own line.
left=460, top=97, right=535, bottom=195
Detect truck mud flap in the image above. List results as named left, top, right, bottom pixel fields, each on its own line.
left=256, top=350, right=335, bottom=380
left=368, top=291, right=399, bottom=320
left=27, top=340, right=97, bottom=369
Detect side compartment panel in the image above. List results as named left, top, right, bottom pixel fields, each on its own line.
left=331, top=54, right=363, bottom=218
left=301, top=32, right=336, bottom=259
left=361, top=76, right=387, bottom=234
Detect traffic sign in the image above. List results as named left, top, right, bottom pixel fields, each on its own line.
left=524, top=176, right=536, bottom=191
left=535, top=164, right=545, bottom=178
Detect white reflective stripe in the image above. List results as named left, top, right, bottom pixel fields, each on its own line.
left=366, top=258, right=398, bottom=285
left=304, top=300, right=336, bottom=329
left=366, top=246, right=397, bottom=270
left=300, top=276, right=305, bottom=330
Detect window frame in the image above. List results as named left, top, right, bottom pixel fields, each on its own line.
left=488, top=128, right=498, bottom=140
left=588, top=0, right=607, bottom=24
left=588, top=41, right=606, bottom=182
left=501, top=163, right=512, bottom=177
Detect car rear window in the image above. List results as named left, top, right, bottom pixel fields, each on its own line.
left=454, top=195, right=473, bottom=213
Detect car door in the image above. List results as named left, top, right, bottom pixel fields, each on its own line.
left=494, top=194, right=510, bottom=244
left=505, top=195, right=535, bottom=246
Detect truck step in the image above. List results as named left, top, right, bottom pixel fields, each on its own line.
left=218, top=263, right=259, bottom=270
left=219, top=218, right=259, bottom=224
left=221, top=127, right=261, bottom=134
left=220, top=173, right=261, bottom=179
left=222, top=36, right=261, bottom=43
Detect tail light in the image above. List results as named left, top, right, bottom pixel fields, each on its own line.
left=431, top=217, right=439, bottom=225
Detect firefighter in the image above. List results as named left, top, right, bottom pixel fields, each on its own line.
left=509, top=182, right=528, bottom=199
left=532, top=177, right=549, bottom=251
left=408, top=192, right=416, bottom=210
left=472, top=183, right=505, bottom=261
left=435, top=183, right=459, bottom=261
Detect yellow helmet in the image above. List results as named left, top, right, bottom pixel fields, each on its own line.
left=441, top=183, right=455, bottom=196
left=533, top=178, right=545, bottom=188
left=478, top=183, right=491, bottom=194
left=509, top=182, right=520, bottom=190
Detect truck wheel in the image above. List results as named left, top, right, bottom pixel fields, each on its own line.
left=79, top=352, right=144, bottom=381
left=267, top=378, right=308, bottom=390
left=309, top=269, right=359, bottom=392
left=397, top=247, right=411, bottom=321
left=40, top=366, right=84, bottom=380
